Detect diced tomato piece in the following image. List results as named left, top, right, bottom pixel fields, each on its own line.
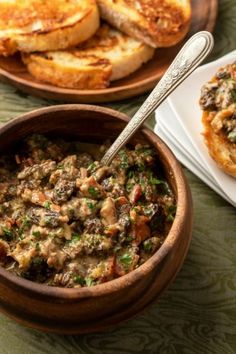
left=129, top=184, right=142, bottom=204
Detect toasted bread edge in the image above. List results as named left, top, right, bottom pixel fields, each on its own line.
left=22, top=53, right=112, bottom=89
left=98, top=0, right=191, bottom=48
left=111, top=44, right=154, bottom=80
left=0, top=4, right=100, bottom=56
left=202, top=111, right=236, bottom=178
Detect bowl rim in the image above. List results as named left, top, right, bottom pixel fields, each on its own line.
left=0, top=104, right=191, bottom=301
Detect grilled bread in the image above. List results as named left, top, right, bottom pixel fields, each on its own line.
left=0, top=0, right=99, bottom=56
left=97, top=0, right=191, bottom=48
left=200, top=62, right=236, bottom=178
left=22, top=24, right=155, bottom=89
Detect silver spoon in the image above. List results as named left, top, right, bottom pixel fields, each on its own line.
left=101, top=31, right=214, bottom=165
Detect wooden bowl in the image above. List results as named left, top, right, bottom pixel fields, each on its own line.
left=0, top=105, right=193, bottom=334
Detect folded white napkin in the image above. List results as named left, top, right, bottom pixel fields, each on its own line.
left=155, top=51, right=236, bottom=208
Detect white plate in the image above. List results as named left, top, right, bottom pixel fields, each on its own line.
left=156, top=125, right=232, bottom=204
left=167, top=51, right=236, bottom=205
left=156, top=101, right=209, bottom=179
left=155, top=101, right=213, bottom=181
left=154, top=101, right=235, bottom=206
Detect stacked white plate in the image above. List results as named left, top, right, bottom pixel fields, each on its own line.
left=154, top=51, right=236, bottom=208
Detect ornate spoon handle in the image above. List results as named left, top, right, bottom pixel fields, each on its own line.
left=101, top=31, right=214, bottom=165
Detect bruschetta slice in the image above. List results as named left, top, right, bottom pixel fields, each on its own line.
left=0, top=0, right=99, bottom=56
left=22, top=24, right=154, bottom=89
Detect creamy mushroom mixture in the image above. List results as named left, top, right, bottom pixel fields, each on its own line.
left=0, top=135, right=175, bottom=288
left=199, top=62, right=236, bottom=143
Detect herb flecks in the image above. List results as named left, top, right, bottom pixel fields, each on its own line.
left=32, top=231, right=41, bottom=238
left=85, top=277, right=95, bottom=287
left=167, top=205, right=177, bottom=222
left=73, top=275, right=84, bottom=285
left=71, top=233, right=81, bottom=242
left=119, top=253, right=132, bottom=268
left=88, top=186, right=98, bottom=198
left=44, top=201, right=51, bottom=210
left=18, top=216, right=31, bottom=237
left=2, top=227, right=14, bottom=241
left=86, top=200, right=96, bottom=211
left=118, top=149, right=129, bottom=169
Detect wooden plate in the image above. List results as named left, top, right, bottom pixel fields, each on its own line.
left=0, top=0, right=218, bottom=103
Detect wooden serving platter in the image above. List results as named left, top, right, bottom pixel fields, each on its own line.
left=0, top=0, right=218, bottom=103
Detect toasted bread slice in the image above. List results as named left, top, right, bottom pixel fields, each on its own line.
left=22, top=24, right=155, bottom=89
left=202, top=109, right=236, bottom=178
left=200, top=62, right=236, bottom=178
left=0, top=0, right=99, bottom=56
left=97, top=0, right=191, bottom=48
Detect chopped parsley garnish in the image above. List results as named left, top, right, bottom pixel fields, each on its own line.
left=73, top=275, right=85, bottom=285
left=119, top=253, right=132, bottom=267
left=88, top=186, right=98, bottom=198
left=142, top=148, right=153, bottom=157
left=71, top=233, right=81, bottom=242
left=126, top=181, right=134, bottom=193
left=167, top=205, right=176, bottom=222
left=137, top=163, right=145, bottom=172
left=139, top=179, right=145, bottom=188
left=143, top=240, right=153, bottom=252
left=45, top=216, right=52, bottom=226
left=127, top=170, right=134, bottom=179
left=114, top=245, right=122, bottom=253
left=150, top=177, right=165, bottom=185
left=136, top=146, right=153, bottom=157
left=118, top=149, right=129, bottom=169
left=147, top=171, right=165, bottom=185
left=35, top=242, right=41, bottom=252
left=2, top=227, right=13, bottom=241
left=44, top=201, right=51, bottom=210
left=18, top=216, right=31, bottom=236
left=86, top=201, right=95, bottom=210
left=134, top=207, right=141, bottom=214
left=126, top=235, right=134, bottom=242
left=57, top=163, right=65, bottom=170
left=32, top=231, right=41, bottom=238
left=85, top=277, right=95, bottom=287
left=88, top=162, right=97, bottom=174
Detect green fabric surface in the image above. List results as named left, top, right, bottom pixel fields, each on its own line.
left=0, top=0, right=236, bottom=353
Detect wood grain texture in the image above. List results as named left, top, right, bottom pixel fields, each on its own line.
left=0, top=0, right=218, bottom=104
left=0, top=0, right=235, bottom=352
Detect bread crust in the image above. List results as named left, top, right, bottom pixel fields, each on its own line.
left=97, top=0, right=191, bottom=48
left=202, top=109, right=236, bottom=178
left=0, top=0, right=99, bottom=56
left=22, top=24, right=154, bottom=89
left=22, top=53, right=113, bottom=90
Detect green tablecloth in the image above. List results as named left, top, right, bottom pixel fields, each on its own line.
left=0, top=1, right=236, bottom=353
